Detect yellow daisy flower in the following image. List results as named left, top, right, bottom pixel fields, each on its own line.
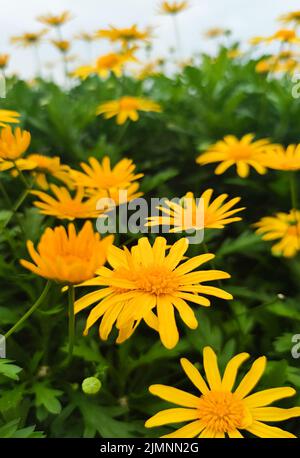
left=11, top=30, right=48, bottom=48
left=158, top=1, right=189, bottom=15
left=145, top=346, right=300, bottom=438
left=0, top=54, right=9, bottom=70
left=96, top=25, right=151, bottom=46
left=73, top=51, right=136, bottom=80
left=0, top=109, right=20, bottom=127
left=204, top=28, right=228, bottom=39
left=146, top=190, right=245, bottom=232
left=51, top=40, right=71, bottom=53
left=279, top=11, right=300, bottom=26
left=261, top=144, right=300, bottom=171
left=10, top=154, right=74, bottom=190
left=96, top=96, right=162, bottom=125
left=251, top=29, right=300, bottom=45
left=31, top=185, right=107, bottom=221
left=20, top=221, right=114, bottom=285
left=254, top=210, right=300, bottom=258
left=75, top=237, right=232, bottom=349
left=70, top=156, right=143, bottom=202
left=37, top=11, right=72, bottom=27
left=196, top=134, right=272, bottom=178
left=0, top=126, right=31, bottom=160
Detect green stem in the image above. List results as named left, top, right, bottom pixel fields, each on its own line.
left=0, top=179, right=12, bottom=206
left=68, top=285, right=75, bottom=359
left=4, top=281, right=51, bottom=339
left=3, top=187, right=29, bottom=229
left=13, top=161, right=31, bottom=189
left=172, top=15, right=181, bottom=59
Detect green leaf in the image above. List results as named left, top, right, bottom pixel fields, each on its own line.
left=33, top=383, right=63, bottom=415
left=0, top=360, right=22, bottom=381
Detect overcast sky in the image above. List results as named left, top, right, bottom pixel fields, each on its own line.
left=1, top=0, right=300, bottom=80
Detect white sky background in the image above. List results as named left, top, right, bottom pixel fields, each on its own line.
left=1, top=0, right=300, bottom=80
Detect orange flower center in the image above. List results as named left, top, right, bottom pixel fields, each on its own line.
left=197, top=391, right=251, bottom=434
left=119, top=97, right=140, bottom=111
left=115, top=265, right=179, bottom=295
left=97, top=54, right=120, bottom=69
left=228, top=145, right=254, bottom=160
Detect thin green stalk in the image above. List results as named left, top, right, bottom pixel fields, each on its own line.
left=0, top=178, right=12, bottom=206
left=172, top=14, right=181, bottom=59
left=3, top=187, right=29, bottom=229
left=68, top=285, right=75, bottom=359
left=4, top=281, right=51, bottom=339
left=13, top=160, right=31, bottom=189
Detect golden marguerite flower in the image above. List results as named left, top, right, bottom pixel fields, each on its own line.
left=279, top=11, right=300, bottom=26
left=31, top=185, right=105, bottom=221
left=51, top=40, right=71, bottom=53
left=29, top=154, right=74, bottom=189
left=251, top=29, right=300, bottom=45
left=11, top=30, right=48, bottom=47
left=96, top=25, right=151, bottom=46
left=70, top=156, right=143, bottom=200
left=158, top=1, right=189, bottom=15
left=146, top=190, right=245, bottom=232
left=204, top=28, right=228, bottom=39
left=254, top=210, right=300, bottom=258
left=0, top=126, right=31, bottom=160
left=261, top=144, right=300, bottom=171
left=20, top=221, right=114, bottom=285
left=145, top=346, right=300, bottom=438
left=74, top=32, right=95, bottom=42
left=0, top=54, right=9, bottom=69
left=73, top=51, right=136, bottom=80
left=37, top=11, right=72, bottom=27
left=10, top=154, right=74, bottom=190
left=97, top=96, right=162, bottom=125
left=75, top=237, right=232, bottom=349
left=0, top=109, right=20, bottom=127
left=196, top=134, right=272, bottom=178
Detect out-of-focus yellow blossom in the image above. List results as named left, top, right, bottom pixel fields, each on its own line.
left=10, top=154, right=74, bottom=190
left=0, top=54, right=9, bottom=70
left=37, top=11, right=72, bottom=27
left=74, top=32, right=95, bottom=42
left=11, top=30, right=48, bottom=47
left=204, top=27, right=229, bottom=39
left=96, top=25, right=151, bottom=47
left=0, top=126, right=30, bottom=160
left=158, top=1, right=189, bottom=15
left=251, top=29, right=300, bottom=45
left=196, top=134, right=274, bottom=178
left=31, top=185, right=106, bottom=221
left=279, top=11, right=300, bottom=27
left=0, top=109, right=20, bottom=127
left=261, top=144, right=300, bottom=171
left=70, top=156, right=143, bottom=202
left=51, top=40, right=71, bottom=53
left=254, top=211, right=300, bottom=258
left=72, top=50, right=136, bottom=80
left=96, top=96, right=162, bottom=125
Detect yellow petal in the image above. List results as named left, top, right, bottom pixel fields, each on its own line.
left=252, top=406, right=300, bottom=422
left=203, top=346, right=222, bottom=390
left=145, top=408, right=199, bottom=428
left=244, top=387, right=296, bottom=408
left=180, top=358, right=209, bottom=394
left=221, top=353, right=250, bottom=391
left=157, top=295, right=179, bottom=349
left=149, top=384, right=201, bottom=408
left=234, top=356, right=266, bottom=399
left=162, top=420, right=206, bottom=438
left=246, top=420, right=296, bottom=438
